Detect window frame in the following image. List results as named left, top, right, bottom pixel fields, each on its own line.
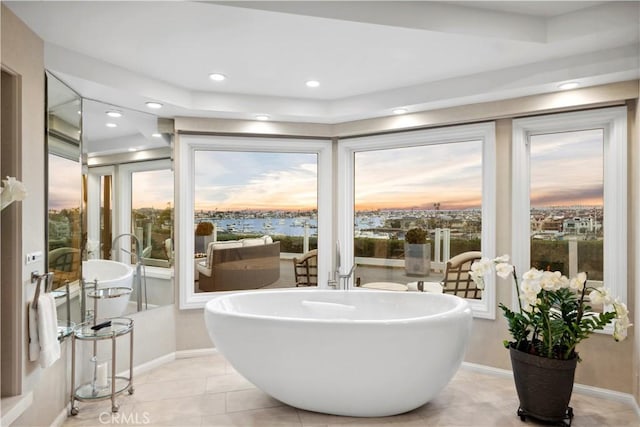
left=117, top=159, right=174, bottom=269
left=512, top=107, right=627, bottom=332
left=177, top=134, right=332, bottom=309
left=86, top=165, right=116, bottom=258
left=337, top=122, right=497, bottom=319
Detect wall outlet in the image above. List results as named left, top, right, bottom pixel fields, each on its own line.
left=25, top=251, right=43, bottom=265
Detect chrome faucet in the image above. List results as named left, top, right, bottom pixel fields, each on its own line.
left=112, top=233, right=142, bottom=262
left=338, top=264, right=357, bottom=290
left=330, top=240, right=356, bottom=290
left=112, top=233, right=147, bottom=311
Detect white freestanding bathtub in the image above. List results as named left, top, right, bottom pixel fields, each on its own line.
left=204, top=289, right=472, bottom=417
left=82, top=259, right=134, bottom=318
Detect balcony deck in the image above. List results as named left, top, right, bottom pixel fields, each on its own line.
left=264, top=258, right=443, bottom=289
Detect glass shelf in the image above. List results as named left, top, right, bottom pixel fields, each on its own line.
left=86, top=287, right=131, bottom=299
left=74, top=376, right=131, bottom=401
left=57, top=319, right=75, bottom=340
left=74, top=318, right=133, bottom=340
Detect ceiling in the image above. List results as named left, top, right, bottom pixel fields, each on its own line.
left=6, top=1, right=640, bottom=124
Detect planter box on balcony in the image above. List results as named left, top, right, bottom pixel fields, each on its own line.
left=404, top=243, right=431, bottom=276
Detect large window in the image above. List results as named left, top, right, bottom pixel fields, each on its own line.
left=177, top=135, right=332, bottom=309
left=338, top=123, right=496, bottom=318
left=513, top=107, right=627, bottom=329
left=529, top=129, right=604, bottom=280
left=192, top=150, right=318, bottom=293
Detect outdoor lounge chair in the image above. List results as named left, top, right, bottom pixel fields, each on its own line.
left=441, top=251, right=483, bottom=299
left=293, top=249, right=318, bottom=287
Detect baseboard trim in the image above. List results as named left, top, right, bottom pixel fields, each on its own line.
left=50, top=403, right=70, bottom=427
left=461, top=361, right=513, bottom=378
left=461, top=361, right=640, bottom=414
left=132, top=352, right=176, bottom=377
left=175, top=348, right=217, bottom=359
left=1, top=392, right=33, bottom=427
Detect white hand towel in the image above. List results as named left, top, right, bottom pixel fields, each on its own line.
left=28, top=302, right=40, bottom=362
left=34, top=294, right=61, bottom=368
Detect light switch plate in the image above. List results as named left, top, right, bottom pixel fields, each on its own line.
left=25, top=251, right=43, bottom=264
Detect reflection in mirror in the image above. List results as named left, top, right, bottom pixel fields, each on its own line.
left=46, top=75, right=175, bottom=336
left=46, top=71, right=83, bottom=338
left=82, top=98, right=174, bottom=315
left=46, top=73, right=82, bottom=289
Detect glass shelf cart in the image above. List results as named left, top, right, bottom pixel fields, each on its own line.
left=70, top=287, right=134, bottom=415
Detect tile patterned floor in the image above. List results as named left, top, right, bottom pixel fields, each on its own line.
left=63, top=353, right=639, bottom=427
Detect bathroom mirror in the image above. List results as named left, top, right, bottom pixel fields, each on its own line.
left=46, top=71, right=83, bottom=337
left=46, top=72, right=174, bottom=330
left=46, top=73, right=82, bottom=288
left=82, top=98, right=174, bottom=314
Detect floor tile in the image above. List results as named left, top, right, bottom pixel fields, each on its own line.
left=63, top=352, right=640, bottom=427
left=206, top=372, right=256, bottom=394
left=201, top=406, right=302, bottom=426
left=132, top=377, right=207, bottom=402
left=226, top=388, right=284, bottom=413
left=146, top=356, right=227, bottom=383
left=133, top=392, right=226, bottom=423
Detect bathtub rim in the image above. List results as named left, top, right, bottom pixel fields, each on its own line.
left=82, top=259, right=134, bottom=283
left=205, top=289, right=471, bottom=325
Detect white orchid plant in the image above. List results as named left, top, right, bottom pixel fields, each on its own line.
left=0, top=176, right=27, bottom=211
left=470, top=255, right=632, bottom=360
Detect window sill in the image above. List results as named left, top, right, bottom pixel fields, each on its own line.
left=136, top=265, right=174, bottom=280
left=1, top=392, right=33, bottom=426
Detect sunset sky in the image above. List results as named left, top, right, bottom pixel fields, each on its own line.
left=48, top=155, right=81, bottom=210
left=194, top=151, right=318, bottom=211
left=50, top=129, right=604, bottom=212
left=530, top=129, right=603, bottom=207
left=131, top=169, right=173, bottom=209
left=355, top=140, right=483, bottom=210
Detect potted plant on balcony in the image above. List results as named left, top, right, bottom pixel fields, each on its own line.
left=470, top=256, right=632, bottom=425
left=404, top=227, right=431, bottom=276
left=195, top=221, right=215, bottom=253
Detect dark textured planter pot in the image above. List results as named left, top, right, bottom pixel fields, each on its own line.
left=509, top=346, right=577, bottom=423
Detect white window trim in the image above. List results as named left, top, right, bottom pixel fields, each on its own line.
left=337, top=122, right=497, bottom=319
left=512, top=107, right=627, bottom=333
left=86, top=165, right=116, bottom=255
left=116, top=159, right=173, bottom=265
left=177, top=134, right=332, bottom=309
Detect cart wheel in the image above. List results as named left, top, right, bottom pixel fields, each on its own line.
left=517, top=408, right=526, bottom=422
left=128, top=386, right=134, bottom=395
left=112, top=404, right=119, bottom=413
left=70, top=407, right=79, bottom=416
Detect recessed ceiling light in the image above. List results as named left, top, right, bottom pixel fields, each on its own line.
left=128, top=148, right=137, bottom=152
left=306, top=80, right=320, bottom=88
left=255, top=114, right=270, bottom=121
left=393, top=108, right=408, bottom=115
left=558, top=82, right=580, bottom=90
left=106, top=123, right=117, bottom=128
left=145, top=102, right=163, bottom=109
left=152, top=133, right=162, bottom=138
left=209, top=73, right=226, bottom=81
left=106, top=110, right=122, bottom=118
left=77, top=111, right=82, bottom=115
